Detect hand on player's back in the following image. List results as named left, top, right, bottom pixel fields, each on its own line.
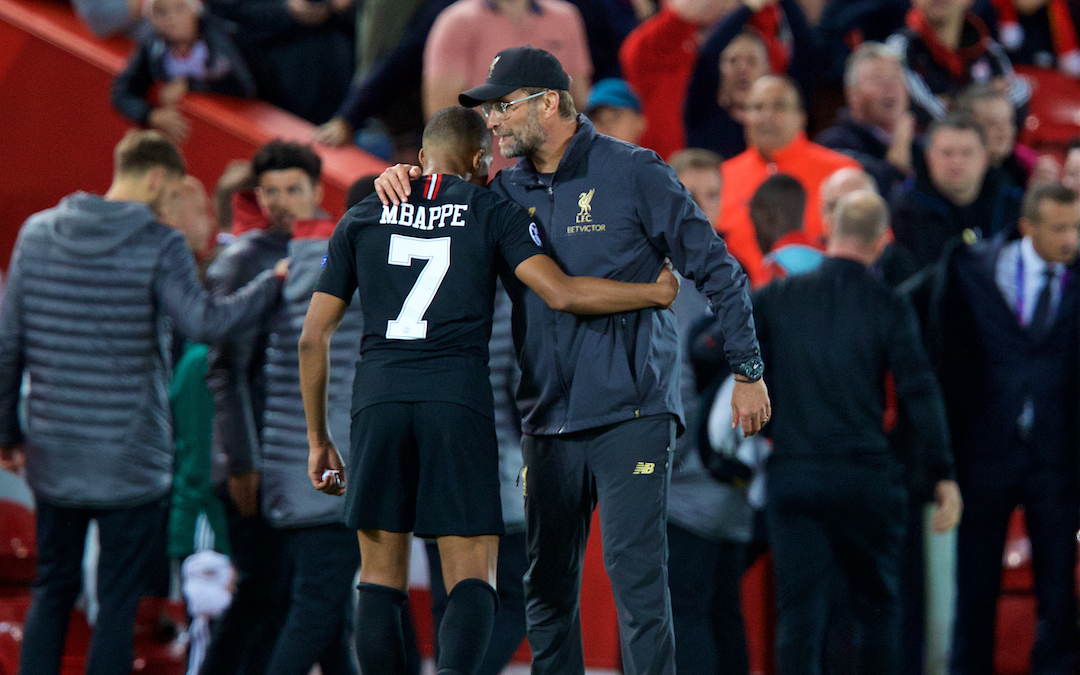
left=375, top=164, right=423, bottom=206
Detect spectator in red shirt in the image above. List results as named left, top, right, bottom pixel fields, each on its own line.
left=619, top=0, right=739, bottom=160
left=718, top=75, right=860, bottom=286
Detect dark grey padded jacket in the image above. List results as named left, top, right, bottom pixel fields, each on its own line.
left=260, top=233, right=362, bottom=528
left=0, top=193, right=282, bottom=508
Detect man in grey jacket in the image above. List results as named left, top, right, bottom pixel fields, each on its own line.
left=0, top=130, right=286, bottom=675
left=377, top=46, right=771, bottom=675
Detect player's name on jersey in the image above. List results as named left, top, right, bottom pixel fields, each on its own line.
left=380, top=203, right=468, bottom=231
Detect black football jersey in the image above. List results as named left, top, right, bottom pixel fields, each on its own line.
left=316, top=174, right=543, bottom=417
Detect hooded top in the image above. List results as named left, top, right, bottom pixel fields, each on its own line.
left=0, top=192, right=282, bottom=508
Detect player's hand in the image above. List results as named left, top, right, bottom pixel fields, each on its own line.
left=228, top=470, right=261, bottom=517
left=148, top=107, right=190, bottom=145
left=309, top=442, right=346, bottom=496
left=375, top=164, right=422, bottom=206
left=731, top=378, right=770, bottom=437
left=0, top=445, right=24, bottom=473
left=314, top=117, right=354, bottom=147
left=273, top=258, right=290, bottom=280
left=930, top=479, right=963, bottom=533
left=159, top=77, right=188, bottom=108
left=654, top=262, right=680, bottom=309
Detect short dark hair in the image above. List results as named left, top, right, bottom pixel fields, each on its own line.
left=251, top=140, right=322, bottom=184
left=423, top=106, right=492, bottom=156
left=1023, top=182, right=1079, bottom=222
left=1067, top=135, right=1080, bottom=152
left=114, top=130, right=186, bottom=178
left=927, top=113, right=987, bottom=147
left=750, top=173, right=806, bottom=252
left=345, top=175, right=380, bottom=211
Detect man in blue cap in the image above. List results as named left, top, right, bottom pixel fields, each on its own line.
left=585, top=78, right=646, bottom=146
left=376, top=45, right=770, bottom=675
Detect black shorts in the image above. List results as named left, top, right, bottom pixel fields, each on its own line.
left=345, top=401, right=504, bottom=538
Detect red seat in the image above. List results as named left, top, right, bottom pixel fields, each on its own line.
left=0, top=500, right=35, bottom=589
left=1016, top=65, right=1080, bottom=155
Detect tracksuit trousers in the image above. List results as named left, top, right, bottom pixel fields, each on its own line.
left=521, top=414, right=676, bottom=675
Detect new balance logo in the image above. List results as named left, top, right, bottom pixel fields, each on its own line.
left=633, top=462, right=655, bottom=475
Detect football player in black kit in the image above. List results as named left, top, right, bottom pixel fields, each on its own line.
left=298, top=106, right=679, bottom=675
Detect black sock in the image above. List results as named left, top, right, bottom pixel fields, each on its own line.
left=435, top=578, right=498, bottom=675
left=355, top=582, right=409, bottom=675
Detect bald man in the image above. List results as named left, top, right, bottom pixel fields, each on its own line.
left=703, top=189, right=961, bottom=674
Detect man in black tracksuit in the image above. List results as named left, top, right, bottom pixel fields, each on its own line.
left=378, top=47, right=771, bottom=675
left=702, top=189, right=962, bottom=674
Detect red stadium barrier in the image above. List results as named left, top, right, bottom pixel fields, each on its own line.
left=0, top=0, right=388, bottom=272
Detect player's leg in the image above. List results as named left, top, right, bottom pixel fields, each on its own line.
left=346, top=402, right=421, bottom=675
left=355, top=529, right=413, bottom=674
left=413, top=402, right=504, bottom=675
left=590, top=414, right=676, bottom=675
left=521, top=430, right=594, bottom=675
left=434, top=535, right=500, bottom=675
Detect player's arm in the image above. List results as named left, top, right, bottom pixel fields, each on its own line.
left=514, top=254, right=680, bottom=315
left=298, top=291, right=349, bottom=496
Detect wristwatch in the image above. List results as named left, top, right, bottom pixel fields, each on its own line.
left=733, top=357, right=764, bottom=383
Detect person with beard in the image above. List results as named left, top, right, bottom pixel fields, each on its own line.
left=375, top=46, right=770, bottom=675
left=816, top=42, right=919, bottom=198
left=684, top=0, right=815, bottom=159
left=0, top=130, right=286, bottom=675
left=199, top=140, right=324, bottom=674
left=886, top=0, right=1031, bottom=129
left=892, top=113, right=1023, bottom=272
left=304, top=105, right=681, bottom=675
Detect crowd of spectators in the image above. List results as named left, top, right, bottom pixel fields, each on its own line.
left=3, top=0, right=1080, bottom=672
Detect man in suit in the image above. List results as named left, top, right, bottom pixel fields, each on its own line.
left=920, top=182, right=1080, bottom=674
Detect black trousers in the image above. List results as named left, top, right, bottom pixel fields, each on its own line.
left=766, top=459, right=906, bottom=675
left=522, top=414, right=677, bottom=675
left=265, top=524, right=360, bottom=675
left=19, top=496, right=167, bottom=675
left=666, top=522, right=749, bottom=675
left=425, top=531, right=529, bottom=675
left=199, top=485, right=285, bottom=675
left=951, top=467, right=1079, bottom=675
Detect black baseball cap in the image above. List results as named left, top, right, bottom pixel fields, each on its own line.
left=459, top=46, right=571, bottom=108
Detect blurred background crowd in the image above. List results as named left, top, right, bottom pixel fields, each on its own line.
left=0, top=0, right=1079, bottom=673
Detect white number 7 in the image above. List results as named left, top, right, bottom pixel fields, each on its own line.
left=385, top=234, right=452, bottom=340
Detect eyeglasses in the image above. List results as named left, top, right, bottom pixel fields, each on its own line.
left=481, top=91, right=550, bottom=119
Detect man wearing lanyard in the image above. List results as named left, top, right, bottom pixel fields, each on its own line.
left=917, top=183, right=1080, bottom=673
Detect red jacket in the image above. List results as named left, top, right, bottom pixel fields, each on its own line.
left=619, top=8, right=700, bottom=160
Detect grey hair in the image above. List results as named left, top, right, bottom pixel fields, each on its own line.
left=843, top=41, right=902, bottom=93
